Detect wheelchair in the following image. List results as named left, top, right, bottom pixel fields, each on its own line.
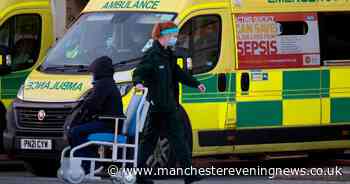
left=57, top=88, right=150, bottom=184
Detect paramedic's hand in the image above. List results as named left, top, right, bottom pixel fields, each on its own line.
left=198, top=84, right=206, bottom=93
left=135, top=84, right=145, bottom=91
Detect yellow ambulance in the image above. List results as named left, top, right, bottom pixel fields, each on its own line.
left=4, top=0, right=350, bottom=175
left=0, top=0, right=87, bottom=158
left=0, top=0, right=56, bottom=154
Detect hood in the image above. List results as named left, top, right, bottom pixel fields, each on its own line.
left=22, top=69, right=133, bottom=103
left=22, top=70, right=93, bottom=102
left=89, top=56, right=114, bottom=80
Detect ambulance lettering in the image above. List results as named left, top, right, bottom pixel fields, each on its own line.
left=25, top=81, right=83, bottom=91
left=237, top=41, right=278, bottom=56
left=102, top=0, right=160, bottom=9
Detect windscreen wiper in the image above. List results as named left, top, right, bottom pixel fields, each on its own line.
left=40, top=64, right=89, bottom=72
left=113, top=57, right=142, bottom=67
left=63, top=64, right=89, bottom=72
left=40, top=65, right=67, bottom=72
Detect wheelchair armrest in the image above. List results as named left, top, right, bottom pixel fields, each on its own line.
left=98, top=115, right=126, bottom=144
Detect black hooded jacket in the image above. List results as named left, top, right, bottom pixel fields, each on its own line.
left=82, top=56, right=124, bottom=122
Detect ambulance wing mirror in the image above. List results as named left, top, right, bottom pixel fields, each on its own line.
left=175, top=47, right=193, bottom=74
left=0, top=45, right=11, bottom=75
left=177, top=57, right=193, bottom=75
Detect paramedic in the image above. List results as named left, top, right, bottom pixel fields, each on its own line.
left=133, top=21, right=206, bottom=184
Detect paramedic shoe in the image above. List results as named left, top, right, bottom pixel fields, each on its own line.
left=136, top=176, right=154, bottom=184
left=184, top=175, right=203, bottom=184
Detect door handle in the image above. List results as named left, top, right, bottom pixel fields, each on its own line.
left=241, top=72, right=250, bottom=92
left=218, top=73, right=227, bottom=92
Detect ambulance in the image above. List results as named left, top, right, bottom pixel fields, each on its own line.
left=0, top=0, right=86, bottom=173
left=0, top=0, right=55, bottom=154
left=4, top=0, right=350, bottom=175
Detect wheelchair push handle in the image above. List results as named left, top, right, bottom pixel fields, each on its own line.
left=134, top=87, right=148, bottom=97
left=135, top=87, right=149, bottom=133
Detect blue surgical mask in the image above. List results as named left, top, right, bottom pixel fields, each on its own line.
left=91, top=75, right=96, bottom=85
left=167, top=37, right=177, bottom=47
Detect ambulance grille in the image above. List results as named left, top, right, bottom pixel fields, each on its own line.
left=16, top=107, right=72, bottom=130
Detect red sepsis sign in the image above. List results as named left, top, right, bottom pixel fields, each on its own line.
left=236, top=13, right=320, bottom=69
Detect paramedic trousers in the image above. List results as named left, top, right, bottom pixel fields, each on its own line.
left=138, top=111, right=192, bottom=175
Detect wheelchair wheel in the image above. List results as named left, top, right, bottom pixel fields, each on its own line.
left=66, top=166, right=85, bottom=184
left=122, top=172, right=136, bottom=184
left=111, top=179, right=121, bottom=184
left=111, top=169, right=123, bottom=184
left=57, top=167, right=64, bottom=181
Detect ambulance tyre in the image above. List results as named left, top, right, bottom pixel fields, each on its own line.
left=0, top=103, right=6, bottom=153
left=28, top=159, right=60, bottom=177
left=145, top=106, right=193, bottom=171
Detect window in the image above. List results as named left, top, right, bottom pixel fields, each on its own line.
left=41, top=13, right=176, bottom=73
left=0, top=21, right=10, bottom=47
left=0, top=14, right=41, bottom=71
left=277, top=21, right=308, bottom=35
left=177, top=15, right=221, bottom=74
left=319, top=13, right=350, bottom=64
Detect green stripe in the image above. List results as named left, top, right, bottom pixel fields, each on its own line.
left=331, top=98, right=350, bottom=123
left=182, top=97, right=234, bottom=103
left=1, top=71, right=29, bottom=99
left=229, top=73, right=236, bottom=94
left=283, top=70, right=321, bottom=99
left=283, top=89, right=320, bottom=99
left=182, top=73, right=236, bottom=103
left=321, top=69, right=330, bottom=98
left=237, top=101, right=282, bottom=128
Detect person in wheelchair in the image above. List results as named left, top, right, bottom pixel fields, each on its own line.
left=68, top=56, right=124, bottom=173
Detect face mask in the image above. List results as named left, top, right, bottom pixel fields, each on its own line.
left=167, top=37, right=177, bottom=47
left=91, top=75, right=96, bottom=85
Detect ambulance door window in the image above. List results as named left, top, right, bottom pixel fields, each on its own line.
left=11, top=15, right=41, bottom=71
left=177, top=19, right=191, bottom=51
left=177, top=15, right=221, bottom=74
left=319, top=13, right=350, bottom=64
left=0, top=21, right=10, bottom=48
left=192, top=16, right=221, bottom=74
left=9, top=14, right=42, bottom=71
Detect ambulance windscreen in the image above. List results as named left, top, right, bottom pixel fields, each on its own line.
left=40, top=12, right=175, bottom=72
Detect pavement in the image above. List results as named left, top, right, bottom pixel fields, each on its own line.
left=1, top=154, right=350, bottom=183
left=0, top=174, right=350, bottom=184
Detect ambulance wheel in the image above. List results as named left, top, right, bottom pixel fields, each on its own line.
left=145, top=106, right=193, bottom=170
left=27, top=159, right=60, bottom=177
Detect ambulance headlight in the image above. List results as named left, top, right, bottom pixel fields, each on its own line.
left=117, top=83, right=133, bottom=97
left=17, top=85, right=24, bottom=100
